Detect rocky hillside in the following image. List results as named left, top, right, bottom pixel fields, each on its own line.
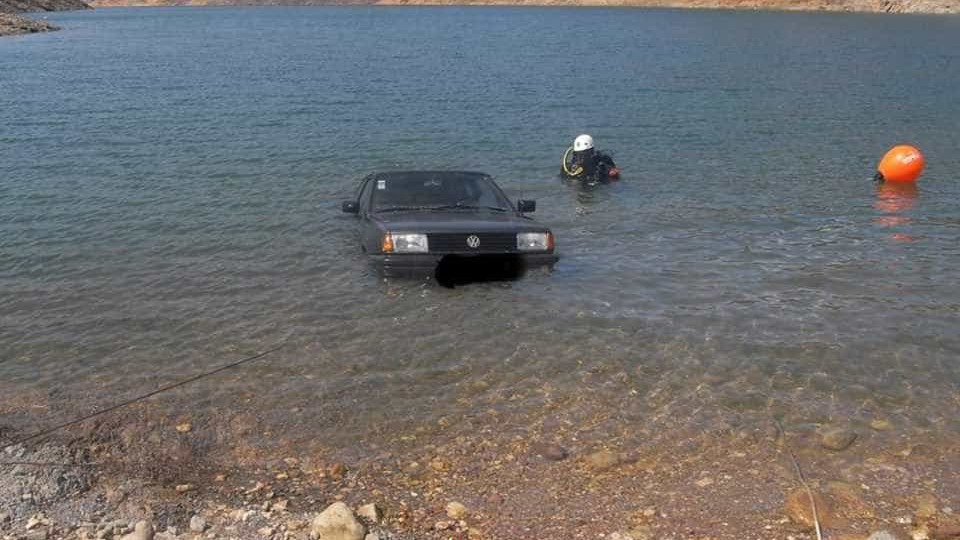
left=87, top=0, right=959, bottom=13
left=0, top=0, right=90, bottom=13
left=0, top=12, right=57, bottom=33
left=0, top=0, right=89, bottom=36
left=380, top=0, right=960, bottom=12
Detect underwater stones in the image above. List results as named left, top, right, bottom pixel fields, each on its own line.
left=784, top=489, right=842, bottom=529
left=531, top=442, right=568, bottom=461
left=584, top=449, right=620, bottom=472
left=724, top=391, right=768, bottom=412
left=820, top=426, right=858, bottom=451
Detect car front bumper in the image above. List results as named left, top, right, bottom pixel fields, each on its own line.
left=369, top=253, right=558, bottom=278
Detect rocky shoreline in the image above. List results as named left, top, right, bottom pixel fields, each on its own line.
left=84, top=0, right=960, bottom=14
left=0, top=0, right=90, bottom=37
left=2, top=404, right=959, bottom=540
left=0, top=12, right=58, bottom=34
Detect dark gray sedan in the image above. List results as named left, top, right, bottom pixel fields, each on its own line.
left=342, top=171, right=558, bottom=278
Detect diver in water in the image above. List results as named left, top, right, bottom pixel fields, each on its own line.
left=561, top=134, right=619, bottom=182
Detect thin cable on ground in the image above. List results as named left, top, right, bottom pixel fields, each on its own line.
left=774, top=419, right=824, bottom=540
left=1, top=343, right=287, bottom=456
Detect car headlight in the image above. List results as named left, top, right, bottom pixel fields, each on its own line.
left=517, top=232, right=552, bottom=252
left=383, top=233, right=428, bottom=253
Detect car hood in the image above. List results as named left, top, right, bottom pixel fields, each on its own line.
left=372, top=210, right=549, bottom=233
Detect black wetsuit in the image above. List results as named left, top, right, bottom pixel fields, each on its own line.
left=564, top=148, right=617, bottom=182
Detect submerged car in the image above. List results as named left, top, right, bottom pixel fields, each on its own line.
left=342, top=171, right=558, bottom=278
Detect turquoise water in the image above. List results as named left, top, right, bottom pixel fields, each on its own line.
left=2, top=7, right=959, bottom=449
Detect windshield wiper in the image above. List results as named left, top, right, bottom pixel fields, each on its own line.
left=376, top=206, right=433, bottom=213
left=430, top=204, right=508, bottom=212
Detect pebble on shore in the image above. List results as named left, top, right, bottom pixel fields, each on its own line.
left=446, top=501, right=467, bottom=520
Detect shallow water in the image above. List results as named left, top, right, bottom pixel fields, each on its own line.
left=2, top=6, right=959, bottom=452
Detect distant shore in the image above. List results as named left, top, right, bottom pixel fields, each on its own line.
left=0, top=0, right=90, bottom=36
left=0, top=12, right=58, bottom=34
left=86, top=0, right=960, bottom=14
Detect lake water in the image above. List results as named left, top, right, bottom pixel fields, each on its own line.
left=2, top=6, right=959, bottom=456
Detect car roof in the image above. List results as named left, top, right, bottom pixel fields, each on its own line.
left=371, top=170, right=492, bottom=181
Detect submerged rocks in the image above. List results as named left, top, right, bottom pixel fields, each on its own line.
left=784, top=482, right=878, bottom=531
left=784, top=489, right=841, bottom=529
left=820, top=426, right=858, bottom=451
left=310, top=502, right=365, bottom=540
left=531, top=442, right=569, bottom=461
left=585, top=449, right=620, bottom=472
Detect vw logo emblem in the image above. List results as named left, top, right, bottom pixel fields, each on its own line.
left=466, top=235, right=481, bottom=248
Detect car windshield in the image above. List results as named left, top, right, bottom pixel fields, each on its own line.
left=371, top=173, right=510, bottom=212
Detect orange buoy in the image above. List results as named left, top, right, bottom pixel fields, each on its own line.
left=876, top=145, right=924, bottom=183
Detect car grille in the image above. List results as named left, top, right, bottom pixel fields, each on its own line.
left=428, top=233, right=516, bottom=253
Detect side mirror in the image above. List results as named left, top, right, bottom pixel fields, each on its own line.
left=342, top=200, right=359, bottom=214
left=517, top=199, right=536, bottom=213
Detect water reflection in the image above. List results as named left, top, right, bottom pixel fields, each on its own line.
left=873, top=182, right=918, bottom=238
left=562, top=176, right=618, bottom=209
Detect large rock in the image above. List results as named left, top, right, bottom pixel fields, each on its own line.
left=356, top=503, right=383, bottom=525
left=118, top=521, right=154, bottom=540
left=310, top=502, right=366, bottom=540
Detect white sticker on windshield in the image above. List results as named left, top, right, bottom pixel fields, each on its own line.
left=377, top=180, right=386, bottom=190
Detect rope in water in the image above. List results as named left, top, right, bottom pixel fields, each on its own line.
left=0, top=343, right=287, bottom=462
left=774, top=418, right=824, bottom=540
